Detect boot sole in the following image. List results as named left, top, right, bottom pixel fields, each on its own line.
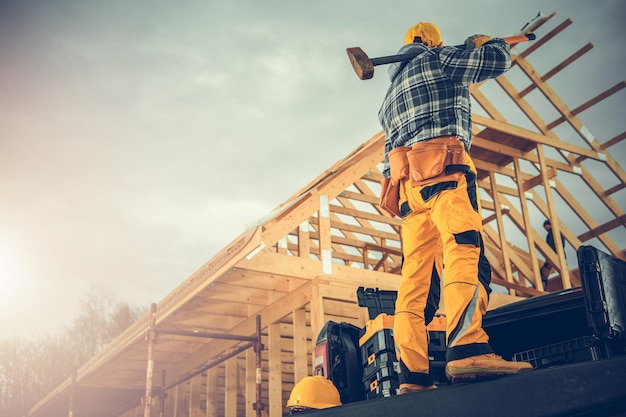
left=446, top=366, right=533, bottom=383
left=399, top=385, right=438, bottom=394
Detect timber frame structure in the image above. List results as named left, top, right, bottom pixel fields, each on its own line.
left=26, top=12, right=625, bottom=417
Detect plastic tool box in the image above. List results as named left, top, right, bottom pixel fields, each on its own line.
left=359, top=313, right=398, bottom=399
left=363, top=373, right=400, bottom=400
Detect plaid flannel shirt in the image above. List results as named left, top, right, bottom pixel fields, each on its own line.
left=378, top=38, right=511, bottom=178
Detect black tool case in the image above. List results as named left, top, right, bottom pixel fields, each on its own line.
left=577, top=245, right=626, bottom=341
left=512, top=335, right=607, bottom=368
left=314, top=320, right=365, bottom=404
left=483, top=286, right=588, bottom=360
left=484, top=245, right=626, bottom=365
left=357, top=287, right=397, bottom=319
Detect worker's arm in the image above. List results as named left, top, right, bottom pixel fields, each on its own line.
left=439, top=37, right=512, bottom=85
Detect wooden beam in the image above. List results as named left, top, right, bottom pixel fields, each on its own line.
left=189, top=374, right=202, bottom=417
left=514, top=158, right=543, bottom=289
left=547, top=81, right=626, bottom=130
left=578, top=215, right=626, bottom=243
left=518, top=43, right=593, bottom=98
left=245, top=349, right=256, bottom=417
left=472, top=114, right=599, bottom=160
left=268, top=323, right=282, bottom=417
left=292, top=308, right=309, bottom=384
left=473, top=136, right=583, bottom=175
left=517, top=16, right=570, bottom=60
left=522, top=167, right=557, bottom=192
left=489, top=171, right=515, bottom=293
left=601, top=131, right=626, bottom=151
left=297, top=220, right=311, bottom=259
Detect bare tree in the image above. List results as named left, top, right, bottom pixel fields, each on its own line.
left=63, top=284, right=144, bottom=365
left=0, top=284, right=144, bottom=417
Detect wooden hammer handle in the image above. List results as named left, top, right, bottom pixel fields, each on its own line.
left=347, top=33, right=536, bottom=80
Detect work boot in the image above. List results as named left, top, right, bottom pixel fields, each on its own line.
left=399, top=383, right=438, bottom=394
left=445, top=354, right=533, bottom=383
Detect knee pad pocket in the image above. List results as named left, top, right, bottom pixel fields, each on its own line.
left=453, top=230, right=480, bottom=247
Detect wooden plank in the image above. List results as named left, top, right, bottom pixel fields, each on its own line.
left=471, top=84, right=506, bottom=121
left=292, top=308, right=309, bottom=384
left=472, top=114, right=599, bottom=160
left=245, top=349, right=256, bottom=417
left=517, top=17, right=571, bottom=60
left=548, top=81, right=626, bottom=129
left=338, top=189, right=379, bottom=205
left=329, top=218, right=399, bottom=241
left=297, top=220, right=311, bottom=259
left=473, top=136, right=579, bottom=175
left=200, top=282, right=276, bottom=306
left=489, top=171, right=515, bottom=293
left=513, top=158, right=543, bottom=289
left=522, top=167, right=557, bottom=192
left=331, top=204, right=402, bottom=226
left=268, top=323, right=282, bottom=417
left=319, top=194, right=333, bottom=276
left=189, top=374, right=203, bottom=417
left=600, top=131, right=626, bottom=151
left=310, top=280, right=326, bottom=347
left=496, top=74, right=551, bottom=135
left=518, top=43, right=593, bottom=98
left=225, top=357, right=237, bottom=417
left=574, top=157, right=625, bottom=216
left=577, top=215, right=626, bottom=243
left=215, top=271, right=297, bottom=292
left=175, top=383, right=186, bottom=417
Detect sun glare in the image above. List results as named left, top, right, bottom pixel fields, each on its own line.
left=0, top=242, right=19, bottom=304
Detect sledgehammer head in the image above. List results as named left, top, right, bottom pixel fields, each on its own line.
left=346, top=47, right=374, bottom=80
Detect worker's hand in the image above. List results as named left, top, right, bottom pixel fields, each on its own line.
left=464, top=34, right=491, bottom=49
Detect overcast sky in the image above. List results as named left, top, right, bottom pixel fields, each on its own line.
left=1, top=0, right=624, bottom=339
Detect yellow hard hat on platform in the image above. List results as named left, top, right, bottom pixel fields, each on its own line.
left=286, top=376, right=341, bottom=410
left=404, top=22, right=443, bottom=47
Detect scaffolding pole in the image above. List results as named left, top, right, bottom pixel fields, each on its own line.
left=143, top=303, right=157, bottom=417
left=253, top=315, right=265, bottom=417
left=159, top=315, right=265, bottom=416
left=158, top=370, right=166, bottom=417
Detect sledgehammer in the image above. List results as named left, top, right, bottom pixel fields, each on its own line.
left=347, top=33, right=536, bottom=80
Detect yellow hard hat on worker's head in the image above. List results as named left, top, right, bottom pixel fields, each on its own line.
left=286, top=376, right=341, bottom=410
left=404, top=22, right=443, bottom=47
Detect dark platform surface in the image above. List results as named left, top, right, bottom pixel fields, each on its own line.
left=303, top=355, right=626, bottom=417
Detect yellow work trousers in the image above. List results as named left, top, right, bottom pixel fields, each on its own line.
left=393, top=146, right=493, bottom=386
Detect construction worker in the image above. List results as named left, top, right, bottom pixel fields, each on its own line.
left=377, top=22, right=533, bottom=393
left=286, top=375, right=341, bottom=414
left=540, top=219, right=566, bottom=290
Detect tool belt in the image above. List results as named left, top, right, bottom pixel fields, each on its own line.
left=379, top=137, right=470, bottom=217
